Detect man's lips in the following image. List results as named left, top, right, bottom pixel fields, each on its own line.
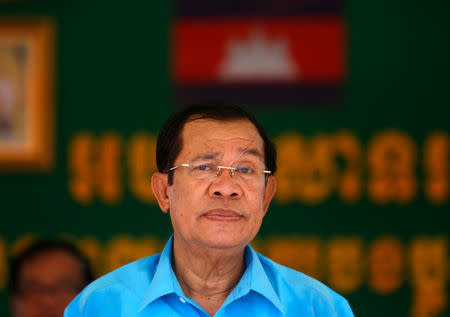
left=203, top=209, right=243, bottom=222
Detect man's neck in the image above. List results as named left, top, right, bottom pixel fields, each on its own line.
left=171, top=235, right=246, bottom=316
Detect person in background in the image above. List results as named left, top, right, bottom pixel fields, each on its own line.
left=65, top=102, right=354, bottom=316
left=8, top=239, right=93, bottom=317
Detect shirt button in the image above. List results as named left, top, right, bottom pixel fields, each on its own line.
left=179, top=297, right=186, bottom=304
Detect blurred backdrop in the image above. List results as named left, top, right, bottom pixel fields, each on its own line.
left=0, top=0, right=449, bottom=316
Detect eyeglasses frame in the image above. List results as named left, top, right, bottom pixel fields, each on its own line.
left=169, top=163, right=271, bottom=179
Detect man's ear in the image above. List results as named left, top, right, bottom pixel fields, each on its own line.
left=151, top=172, right=170, bottom=213
left=262, top=176, right=276, bottom=215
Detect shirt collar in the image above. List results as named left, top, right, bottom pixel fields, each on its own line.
left=138, top=235, right=183, bottom=312
left=138, top=236, right=284, bottom=314
left=224, top=245, right=285, bottom=314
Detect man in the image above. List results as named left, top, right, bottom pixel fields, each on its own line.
left=9, top=239, right=94, bottom=317
left=65, top=102, right=354, bottom=316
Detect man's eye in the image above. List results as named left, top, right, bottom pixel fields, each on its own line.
left=193, top=164, right=212, bottom=171
left=236, top=167, right=253, bottom=174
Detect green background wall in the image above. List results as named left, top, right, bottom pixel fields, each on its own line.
left=0, top=0, right=449, bottom=316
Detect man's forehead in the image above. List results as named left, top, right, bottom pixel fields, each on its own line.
left=180, top=119, right=264, bottom=156
left=182, top=119, right=261, bottom=140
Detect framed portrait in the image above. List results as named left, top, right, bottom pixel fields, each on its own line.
left=0, top=19, right=53, bottom=171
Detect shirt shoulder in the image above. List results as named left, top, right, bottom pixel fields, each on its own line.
left=65, top=253, right=161, bottom=317
left=256, top=253, right=354, bottom=316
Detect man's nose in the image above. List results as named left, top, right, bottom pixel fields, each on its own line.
left=208, top=169, right=243, bottom=198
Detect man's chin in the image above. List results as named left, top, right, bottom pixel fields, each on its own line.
left=197, top=233, right=251, bottom=251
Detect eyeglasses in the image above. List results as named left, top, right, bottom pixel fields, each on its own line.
left=169, top=162, right=271, bottom=183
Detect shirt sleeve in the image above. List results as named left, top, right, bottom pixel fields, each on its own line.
left=64, top=294, right=83, bottom=317
left=337, top=297, right=355, bottom=317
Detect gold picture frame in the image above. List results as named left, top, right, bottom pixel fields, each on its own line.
left=0, top=19, right=53, bottom=171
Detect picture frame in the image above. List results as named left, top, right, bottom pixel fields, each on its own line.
left=0, top=19, right=54, bottom=171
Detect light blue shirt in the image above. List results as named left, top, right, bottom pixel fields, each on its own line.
left=65, top=236, right=354, bottom=316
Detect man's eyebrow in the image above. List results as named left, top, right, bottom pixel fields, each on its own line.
left=190, top=152, right=220, bottom=162
left=239, top=148, right=264, bottom=160
left=189, top=149, right=263, bottom=162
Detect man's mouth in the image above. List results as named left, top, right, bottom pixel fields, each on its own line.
left=203, top=208, right=243, bottom=222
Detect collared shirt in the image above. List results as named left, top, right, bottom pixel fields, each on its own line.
left=65, top=236, right=354, bottom=317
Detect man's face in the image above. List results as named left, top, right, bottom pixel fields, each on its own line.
left=10, top=250, right=85, bottom=317
left=155, top=119, right=276, bottom=251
